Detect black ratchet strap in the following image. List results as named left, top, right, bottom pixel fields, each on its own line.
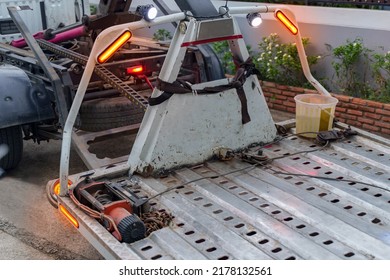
left=149, top=58, right=259, bottom=124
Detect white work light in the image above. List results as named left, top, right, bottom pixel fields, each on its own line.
left=247, top=13, right=262, bottom=27
left=136, top=4, right=158, bottom=22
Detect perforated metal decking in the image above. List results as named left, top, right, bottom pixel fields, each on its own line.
left=60, top=126, right=390, bottom=260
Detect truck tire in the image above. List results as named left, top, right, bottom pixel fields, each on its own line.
left=0, top=126, right=23, bottom=170
left=79, top=97, right=145, bottom=132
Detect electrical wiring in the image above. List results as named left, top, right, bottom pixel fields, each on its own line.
left=269, top=169, right=389, bottom=192
left=142, top=134, right=330, bottom=204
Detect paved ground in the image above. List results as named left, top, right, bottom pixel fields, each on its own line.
left=0, top=109, right=294, bottom=260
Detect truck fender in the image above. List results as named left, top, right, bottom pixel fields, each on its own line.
left=0, top=64, right=55, bottom=129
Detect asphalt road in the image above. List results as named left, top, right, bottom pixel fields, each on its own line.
left=0, top=109, right=294, bottom=260
left=0, top=139, right=102, bottom=260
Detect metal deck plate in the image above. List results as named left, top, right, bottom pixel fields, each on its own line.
left=61, top=131, right=390, bottom=260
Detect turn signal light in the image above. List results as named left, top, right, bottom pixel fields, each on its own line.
left=53, top=179, right=73, bottom=195
left=97, top=30, right=132, bottom=64
left=59, top=205, right=79, bottom=228
left=275, top=10, right=298, bottom=35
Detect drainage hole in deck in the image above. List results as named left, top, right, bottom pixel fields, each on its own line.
left=177, top=223, right=185, bottom=227
left=213, top=210, right=223, bottom=214
left=378, top=153, right=384, bottom=156
left=195, top=239, right=205, bottom=244
left=274, top=149, right=281, bottom=152
left=194, top=197, right=203, bottom=201
left=360, top=188, right=369, bottom=192
left=310, top=145, right=317, bottom=148
left=374, top=193, right=382, bottom=197
left=141, top=246, right=153, bottom=251
left=296, top=224, right=306, bottom=229
left=218, top=256, right=230, bottom=260
left=284, top=176, right=293, bottom=180
left=249, top=197, right=259, bottom=202
left=314, top=166, right=322, bottom=170
left=341, top=158, right=348, bottom=161
left=348, top=182, right=356, bottom=185
left=271, top=210, right=281, bottom=215
left=206, top=247, right=217, bottom=253
left=323, top=240, right=334, bottom=245
left=357, top=212, right=367, bottom=217
left=331, top=199, right=340, bottom=203
left=344, top=252, right=355, bottom=258
left=176, top=186, right=185, bottom=189
left=290, top=137, right=298, bottom=140
left=258, top=239, right=269, bottom=245
left=151, top=255, right=162, bottom=260
left=325, top=171, right=333, bottom=175
left=336, top=176, right=344, bottom=180
left=285, top=256, right=297, bottom=260
left=309, top=232, right=319, bottom=237
left=306, top=187, right=315, bottom=191
left=295, top=182, right=304, bottom=185
left=272, top=247, right=282, bottom=253
left=239, top=191, right=249, bottom=196
left=229, top=186, right=238, bottom=190
left=167, top=180, right=177, bottom=184
left=318, top=193, right=327, bottom=197
left=284, top=217, right=293, bottom=222
left=372, top=218, right=381, bottom=224
left=246, top=231, right=257, bottom=236
left=283, top=153, right=291, bottom=156
left=375, top=172, right=384, bottom=176
left=235, top=223, right=245, bottom=229
left=219, top=180, right=229, bottom=184
left=184, top=191, right=194, bottom=195
left=224, top=216, right=234, bottom=221
left=203, top=203, right=213, bottom=207
left=303, top=162, right=311, bottom=165
left=292, top=157, right=300, bottom=160
left=260, top=204, right=270, bottom=208
left=185, top=231, right=195, bottom=235
left=344, top=205, right=353, bottom=210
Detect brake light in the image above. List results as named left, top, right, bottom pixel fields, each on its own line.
left=59, top=205, right=79, bottom=228
left=275, top=10, right=298, bottom=35
left=127, top=65, right=144, bottom=75
left=97, top=30, right=132, bottom=64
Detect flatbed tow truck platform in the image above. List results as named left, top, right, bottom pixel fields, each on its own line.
left=56, top=121, right=390, bottom=260
left=47, top=0, right=390, bottom=260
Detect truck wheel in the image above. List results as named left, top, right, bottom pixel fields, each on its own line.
left=79, top=97, right=145, bottom=132
left=0, top=126, right=23, bottom=170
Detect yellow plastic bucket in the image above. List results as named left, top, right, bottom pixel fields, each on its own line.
left=294, top=94, right=338, bottom=138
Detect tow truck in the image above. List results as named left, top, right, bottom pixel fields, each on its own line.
left=46, top=0, right=390, bottom=260
left=0, top=0, right=223, bottom=171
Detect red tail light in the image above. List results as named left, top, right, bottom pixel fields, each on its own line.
left=127, top=65, right=144, bottom=75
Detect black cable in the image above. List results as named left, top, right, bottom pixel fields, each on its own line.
left=143, top=138, right=330, bottom=204
left=144, top=163, right=259, bottom=203
left=270, top=169, right=388, bottom=192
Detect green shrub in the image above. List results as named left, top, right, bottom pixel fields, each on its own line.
left=254, top=33, right=320, bottom=87
left=331, top=38, right=373, bottom=98
left=372, top=51, right=390, bottom=103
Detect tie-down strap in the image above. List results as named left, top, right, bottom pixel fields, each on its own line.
left=148, top=58, right=260, bottom=124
